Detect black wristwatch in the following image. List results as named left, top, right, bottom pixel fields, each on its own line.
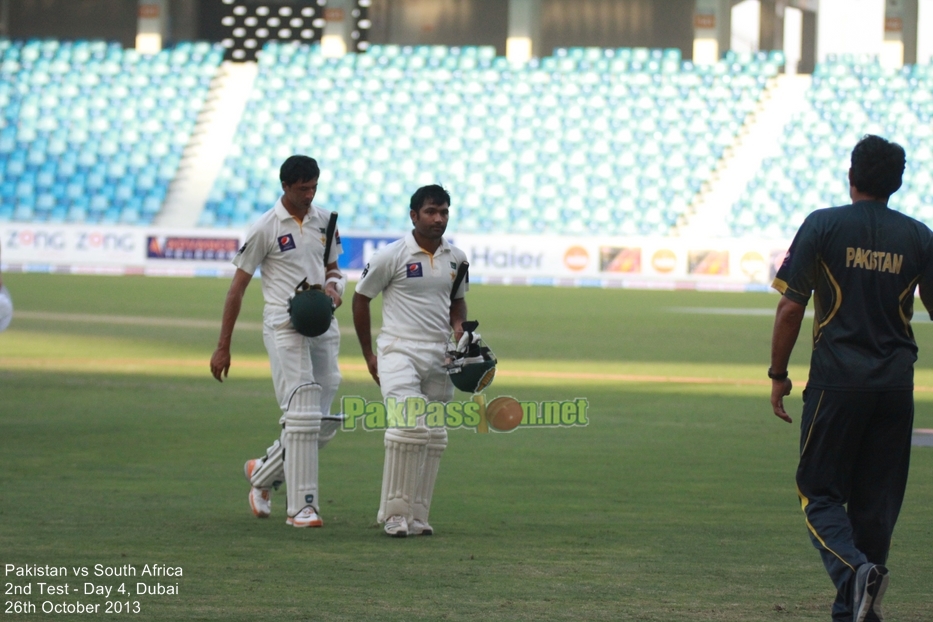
left=768, top=367, right=788, bottom=380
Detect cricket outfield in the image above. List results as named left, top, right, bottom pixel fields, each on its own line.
left=1, top=273, right=931, bottom=621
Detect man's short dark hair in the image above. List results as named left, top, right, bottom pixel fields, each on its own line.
left=850, top=135, right=906, bottom=200
left=409, top=184, right=451, bottom=213
left=280, top=155, right=320, bottom=186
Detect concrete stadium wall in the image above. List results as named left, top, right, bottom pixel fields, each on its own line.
left=367, top=0, right=509, bottom=56
left=538, top=0, right=695, bottom=58
left=8, top=0, right=138, bottom=47
left=6, top=0, right=694, bottom=57
left=7, top=0, right=199, bottom=47
left=364, top=0, right=695, bottom=58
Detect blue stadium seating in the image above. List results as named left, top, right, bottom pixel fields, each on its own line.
left=5, top=37, right=857, bottom=238
left=728, top=56, right=933, bottom=238
left=203, top=43, right=778, bottom=235
left=0, top=38, right=222, bottom=225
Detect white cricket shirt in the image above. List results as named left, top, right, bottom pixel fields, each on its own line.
left=355, top=231, right=468, bottom=342
left=233, top=198, right=342, bottom=307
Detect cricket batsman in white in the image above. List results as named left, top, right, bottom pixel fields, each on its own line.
left=211, top=155, right=345, bottom=528
left=352, top=184, right=469, bottom=537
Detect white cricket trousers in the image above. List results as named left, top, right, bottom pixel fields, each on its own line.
left=376, top=334, right=453, bottom=403
left=262, top=304, right=341, bottom=419
left=376, top=335, right=452, bottom=523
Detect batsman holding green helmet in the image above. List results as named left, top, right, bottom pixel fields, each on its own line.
left=352, top=184, right=476, bottom=538
left=211, top=155, right=345, bottom=529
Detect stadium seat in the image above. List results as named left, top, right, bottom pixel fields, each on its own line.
left=728, top=57, right=933, bottom=237
left=0, top=37, right=222, bottom=225
left=204, top=42, right=773, bottom=235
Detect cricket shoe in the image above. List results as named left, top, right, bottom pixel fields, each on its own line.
left=384, top=515, right=408, bottom=538
left=286, top=506, right=323, bottom=528
left=853, top=563, right=889, bottom=622
left=410, top=518, right=433, bottom=536
left=244, top=459, right=271, bottom=518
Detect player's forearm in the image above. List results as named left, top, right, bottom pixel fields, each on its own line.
left=770, top=296, right=805, bottom=373
left=352, top=293, right=374, bottom=356
left=216, top=290, right=243, bottom=350
left=217, top=270, right=252, bottom=349
left=449, top=298, right=467, bottom=334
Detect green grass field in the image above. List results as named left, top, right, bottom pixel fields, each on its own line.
left=1, top=273, right=931, bottom=621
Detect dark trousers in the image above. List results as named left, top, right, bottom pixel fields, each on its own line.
left=795, top=388, right=914, bottom=621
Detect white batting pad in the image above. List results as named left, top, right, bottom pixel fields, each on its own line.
left=413, top=429, right=448, bottom=524
left=248, top=439, right=285, bottom=490
left=378, top=428, right=427, bottom=522
left=283, top=383, right=322, bottom=517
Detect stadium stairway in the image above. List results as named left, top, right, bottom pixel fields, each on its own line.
left=199, top=44, right=779, bottom=234
left=155, top=61, right=258, bottom=228
left=677, top=73, right=812, bottom=238
left=725, top=59, right=933, bottom=237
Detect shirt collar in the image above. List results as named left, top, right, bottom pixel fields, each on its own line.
left=404, top=230, right=450, bottom=256
left=274, top=198, right=314, bottom=223
left=852, top=199, right=889, bottom=209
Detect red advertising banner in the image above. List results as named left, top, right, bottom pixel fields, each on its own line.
left=147, top=236, right=240, bottom=261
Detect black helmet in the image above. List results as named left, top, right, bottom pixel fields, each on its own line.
left=288, top=280, right=333, bottom=337
left=446, top=320, right=497, bottom=393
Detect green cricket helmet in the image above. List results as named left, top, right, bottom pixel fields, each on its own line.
left=446, top=320, right=497, bottom=393
left=288, top=280, right=334, bottom=337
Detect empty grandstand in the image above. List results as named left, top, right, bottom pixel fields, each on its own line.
left=0, top=39, right=222, bottom=226
left=201, top=43, right=780, bottom=236
left=727, top=56, right=933, bottom=238
left=2, top=34, right=932, bottom=245
left=2, top=0, right=933, bottom=270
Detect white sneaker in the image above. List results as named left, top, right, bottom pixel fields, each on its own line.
left=411, top=518, right=433, bottom=536
left=384, top=515, right=408, bottom=537
left=244, top=459, right=270, bottom=518
left=248, top=487, right=271, bottom=518
left=286, top=506, right=323, bottom=528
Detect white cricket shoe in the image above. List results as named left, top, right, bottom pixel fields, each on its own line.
left=248, top=487, right=271, bottom=518
left=286, top=506, right=323, bottom=528
left=244, top=459, right=271, bottom=518
left=410, top=518, right=433, bottom=536
left=384, top=515, right=408, bottom=537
